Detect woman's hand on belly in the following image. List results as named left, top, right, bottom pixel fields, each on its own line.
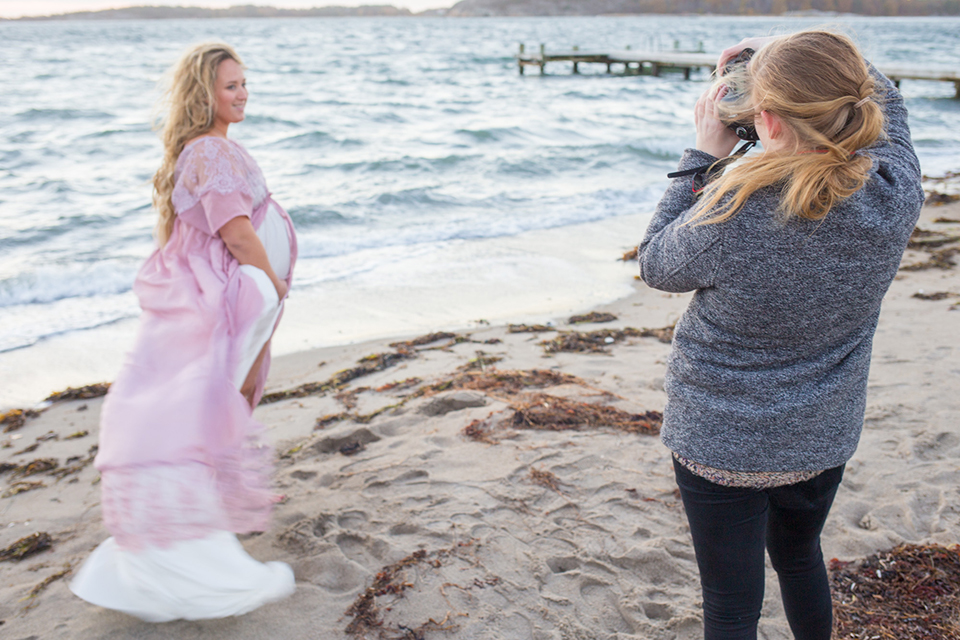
left=220, top=215, right=287, bottom=300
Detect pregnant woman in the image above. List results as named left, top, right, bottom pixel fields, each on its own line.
left=638, top=31, right=923, bottom=639
left=71, top=43, right=297, bottom=621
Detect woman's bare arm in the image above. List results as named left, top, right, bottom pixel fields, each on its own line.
left=219, top=216, right=288, bottom=301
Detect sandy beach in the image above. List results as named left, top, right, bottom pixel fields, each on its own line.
left=1, top=200, right=958, bottom=640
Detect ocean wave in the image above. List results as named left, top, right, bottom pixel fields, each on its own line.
left=454, top=127, right=534, bottom=144
left=0, top=298, right=139, bottom=353
left=285, top=206, right=356, bottom=226
left=15, top=108, right=114, bottom=121
left=271, top=130, right=335, bottom=148
left=292, top=185, right=663, bottom=261
left=373, top=187, right=466, bottom=209
left=0, top=261, right=137, bottom=307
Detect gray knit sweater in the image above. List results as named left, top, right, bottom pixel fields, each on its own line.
left=638, top=68, right=923, bottom=473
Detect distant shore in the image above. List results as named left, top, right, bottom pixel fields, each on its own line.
left=4, top=0, right=959, bottom=21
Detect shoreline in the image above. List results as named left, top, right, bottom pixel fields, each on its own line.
left=0, top=201, right=958, bottom=638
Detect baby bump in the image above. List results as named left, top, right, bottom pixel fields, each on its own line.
left=256, top=203, right=292, bottom=281
left=234, top=264, right=282, bottom=389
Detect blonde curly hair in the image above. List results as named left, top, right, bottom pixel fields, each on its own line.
left=152, top=43, right=244, bottom=246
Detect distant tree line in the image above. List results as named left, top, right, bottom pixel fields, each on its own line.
left=10, top=5, right=413, bottom=21
left=447, top=0, right=960, bottom=16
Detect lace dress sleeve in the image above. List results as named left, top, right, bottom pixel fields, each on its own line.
left=172, top=137, right=254, bottom=236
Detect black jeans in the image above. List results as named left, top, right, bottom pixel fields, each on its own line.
left=673, top=458, right=844, bottom=640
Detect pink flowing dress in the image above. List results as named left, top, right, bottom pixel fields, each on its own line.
left=71, top=136, right=298, bottom=621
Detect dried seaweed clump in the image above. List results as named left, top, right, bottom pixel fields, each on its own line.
left=568, top=311, right=617, bottom=324
left=463, top=394, right=661, bottom=443
left=456, top=352, right=502, bottom=372
left=421, top=369, right=585, bottom=399
left=901, top=226, right=960, bottom=272
left=512, top=394, right=661, bottom=435
left=1, top=409, right=41, bottom=434
left=389, top=332, right=460, bottom=349
left=529, top=467, right=562, bottom=492
left=912, top=291, right=957, bottom=301
left=261, top=349, right=417, bottom=404
left=541, top=326, right=673, bottom=353
left=11, top=458, right=58, bottom=479
left=901, top=247, right=959, bottom=272
left=620, top=246, right=639, bottom=261
left=926, top=192, right=960, bottom=206
left=44, top=383, right=111, bottom=403
left=345, top=541, right=477, bottom=639
left=831, top=543, right=960, bottom=639
left=507, top=323, right=554, bottom=333
left=0, top=532, right=52, bottom=562
left=908, top=227, right=960, bottom=250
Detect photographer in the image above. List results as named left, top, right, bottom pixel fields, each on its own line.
left=637, top=31, right=923, bottom=639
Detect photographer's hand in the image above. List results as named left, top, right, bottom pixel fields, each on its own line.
left=695, top=83, right=740, bottom=158
left=717, top=36, right=783, bottom=71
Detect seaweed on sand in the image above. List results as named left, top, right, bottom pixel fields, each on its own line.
left=901, top=247, right=959, bottom=271
left=529, top=467, right=562, bottom=492
left=335, top=386, right=371, bottom=410
left=389, top=332, right=461, bottom=349
left=1, top=409, right=40, bottom=434
left=912, top=291, right=957, bottom=301
left=620, top=246, right=639, bottom=261
left=344, top=541, right=477, bottom=639
left=926, top=192, right=960, bottom=206
left=375, top=378, right=422, bottom=393
left=44, top=383, right=110, bottom=403
left=2, top=481, right=45, bottom=498
left=10, top=458, right=58, bottom=479
left=507, top=323, right=554, bottom=333
left=418, top=369, right=586, bottom=399
left=455, top=351, right=502, bottom=372
left=908, top=227, right=960, bottom=249
left=50, top=445, right=98, bottom=480
left=511, top=394, right=661, bottom=435
left=462, top=393, right=662, bottom=442
left=830, top=543, right=960, bottom=639
left=261, top=350, right=417, bottom=404
left=0, top=532, right=52, bottom=562
left=540, top=326, right=674, bottom=353
left=567, top=311, right=617, bottom=324
left=21, top=563, right=73, bottom=612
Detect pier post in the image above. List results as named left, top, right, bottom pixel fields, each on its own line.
left=955, top=81, right=960, bottom=99
left=519, top=43, right=524, bottom=75
left=572, top=45, right=579, bottom=74
left=539, top=44, right=545, bottom=75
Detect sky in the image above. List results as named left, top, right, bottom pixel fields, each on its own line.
left=0, top=0, right=454, bottom=18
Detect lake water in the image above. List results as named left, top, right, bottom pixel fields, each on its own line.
left=1, top=15, right=959, bottom=407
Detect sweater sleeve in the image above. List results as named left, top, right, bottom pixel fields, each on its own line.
left=865, top=62, right=923, bottom=194
left=637, top=149, right=725, bottom=293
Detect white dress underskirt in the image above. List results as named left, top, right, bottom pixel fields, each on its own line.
left=70, top=532, right=295, bottom=622
left=70, top=203, right=296, bottom=622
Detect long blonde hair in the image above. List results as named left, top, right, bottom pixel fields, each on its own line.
left=691, top=30, right=885, bottom=225
left=152, top=43, right=244, bottom=246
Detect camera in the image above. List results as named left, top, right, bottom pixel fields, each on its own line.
left=720, top=48, right=759, bottom=142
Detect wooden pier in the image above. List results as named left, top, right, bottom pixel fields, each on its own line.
left=516, top=45, right=960, bottom=98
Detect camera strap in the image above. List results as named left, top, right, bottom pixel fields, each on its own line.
left=667, top=141, right=756, bottom=193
